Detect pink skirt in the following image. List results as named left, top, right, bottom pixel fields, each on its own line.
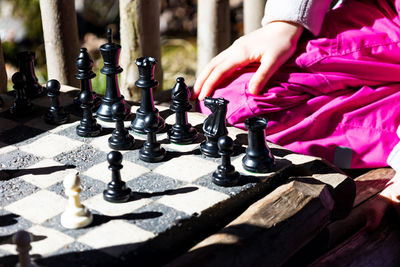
left=199, top=0, right=400, bottom=169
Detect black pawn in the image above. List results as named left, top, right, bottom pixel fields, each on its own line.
left=96, top=28, right=130, bottom=121
left=200, top=97, right=229, bottom=157
left=108, top=102, right=135, bottom=150
left=131, top=57, right=165, bottom=134
left=212, top=135, right=240, bottom=187
left=9, top=72, right=33, bottom=116
left=103, top=151, right=131, bottom=203
left=139, top=113, right=166, bottom=162
left=167, top=77, right=198, bottom=144
left=242, top=117, right=275, bottom=173
left=76, top=90, right=102, bottom=137
left=74, top=47, right=101, bottom=110
left=44, top=79, right=69, bottom=125
left=16, top=51, right=44, bottom=98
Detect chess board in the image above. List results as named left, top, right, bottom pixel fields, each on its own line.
left=0, top=90, right=344, bottom=266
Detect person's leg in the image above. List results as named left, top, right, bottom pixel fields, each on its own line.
left=199, top=0, right=400, bottom=168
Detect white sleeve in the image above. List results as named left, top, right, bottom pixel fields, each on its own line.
left=387, top=126, right=400, bottom=172
left=261, top=0, right=333, bottom=36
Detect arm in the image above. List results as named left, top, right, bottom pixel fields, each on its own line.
left=262, top=0, right=333, bottom=36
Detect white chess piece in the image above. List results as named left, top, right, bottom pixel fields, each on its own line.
left=60, top=172, right=93, bottom=229
left=13, top=230, right=37, bottom=267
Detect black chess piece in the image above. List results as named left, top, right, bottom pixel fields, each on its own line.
left=212, top=135, right=240, bottom=187
left=103, top=151, right=131, bottom=203
left=139, top=113, right=166, bottom=162
left=16, top=51, right=44, bottom=99
left=200, top=97, right=229, bottom=157
left=167, top=77, right=198, bottom=144
left=96, top=28, right=130, bottom=121
left=9, top=72, right=33, bottom=116
left=242, top=117, right=275, bottom=173
left=44, top=79, right=69, bottom=125
left=131, top=57, right=165, bottom=134
left=74, top=47, right=101, bottom=110
left=76, top=90, right=102, bottom=137
left=108, top=101, right=135, bottom=150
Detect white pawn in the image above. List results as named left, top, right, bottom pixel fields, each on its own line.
left=61, top=172, right=93, bottom=229
left=13, top=230, right=37, bottom=267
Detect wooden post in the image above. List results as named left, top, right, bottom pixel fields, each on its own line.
left=39, top=0, right=80, bottom=87
left=244, top=0, right=267, bottom=34
left=197, top=0, right=231, bottom=76
left=0, top=39, right=7, bottom=93
left=119, top=0, right=162, bottom=101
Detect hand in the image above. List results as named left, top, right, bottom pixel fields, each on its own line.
left=366, top=174, right=400, bottom=231
left=193, top=21, right=304, bottom=100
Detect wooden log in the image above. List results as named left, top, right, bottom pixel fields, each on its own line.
left=309, top=210, right=400, bottom=267
left=283, top=168, right=395, bottom=266
left=119, top=0, right=162, bottom=101
left=292, top=159, right=356, bottom=220
left=197, top=0, right=231, bottom=75
left=0, top=38, right=7, bottom=93
left=243, top=0, right=267, bottom=34
left=167, top=179, right=334, bottom=267
left=39, top=0, right=80, bottom=87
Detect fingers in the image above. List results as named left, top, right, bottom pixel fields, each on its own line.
left=248, top=56, right=277, bottom=95
left=193, top=49, right=231, bottom=99
left=197, top=56, right=248, bottom=101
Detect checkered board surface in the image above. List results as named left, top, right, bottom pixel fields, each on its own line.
left=0, top=91, right=326, bottom=266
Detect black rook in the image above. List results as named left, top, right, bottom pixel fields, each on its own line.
left=131, top=57, right=165, bottom=134
left=242, top=117, right=275, bottom=173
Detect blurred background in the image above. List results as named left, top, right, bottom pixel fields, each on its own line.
left=0, top=0, right=244, bottom=94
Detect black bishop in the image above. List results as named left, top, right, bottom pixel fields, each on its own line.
left=167, top=77, right=198, bottom=144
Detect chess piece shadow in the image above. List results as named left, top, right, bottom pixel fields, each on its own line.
left=90, top=211, right=163, bottom=228
left=131, top=186, right=199, bottom=200
left=0, top=213, right=19, bottom=227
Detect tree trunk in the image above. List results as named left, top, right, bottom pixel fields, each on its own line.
left=119, top=0, right=162, bottom=101
left=244, top=0, right=267, bottom=34
left=0, top=39, right=7, bottom=93
left=39, top=0, right=80, bottom=87
left=197, top=0, right=231, bottom=76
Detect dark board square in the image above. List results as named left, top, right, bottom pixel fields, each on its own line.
left=53, top=144, right=107, bottom=172
left=130, top=202, right=188, bottom=235
left=0, top=125, right=46, bottom=146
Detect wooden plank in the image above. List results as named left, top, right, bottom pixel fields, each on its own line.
left=167, top=179, right=334, bottom=267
